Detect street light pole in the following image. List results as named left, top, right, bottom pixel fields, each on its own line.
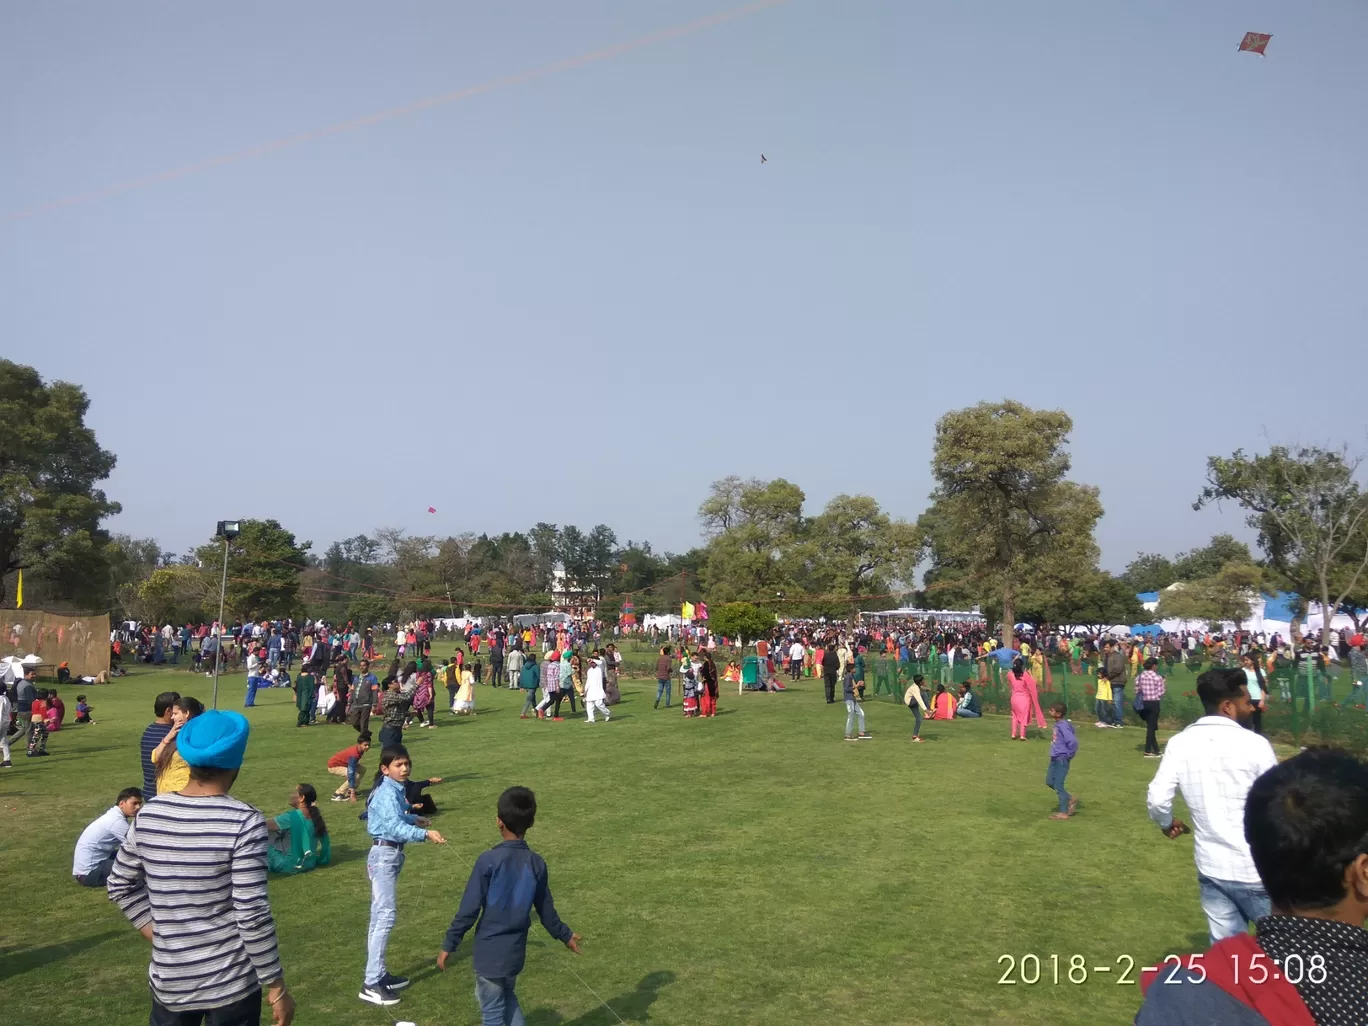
left=211, top=521, right=242, bottom=710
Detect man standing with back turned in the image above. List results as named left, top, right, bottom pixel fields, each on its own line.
left=1147, top=667, right=1277, bottom=944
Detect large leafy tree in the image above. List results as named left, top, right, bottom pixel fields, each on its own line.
left=1120, top=534, right=1255, bottom=594
left=1196, top=445, right=1368, bottom=637
left=918, top=400, right=1104, bottom=649
left=0, top=360, right=120, bottom=607
left=699, top=477, right=805, bottom=602
left=801, top=494, right=921, bottom=617
left=1039, top=571, right=1149, bottom=632
left=707, top=602, right=775, bottom=644
left=195, top=518, right=309, bottom=622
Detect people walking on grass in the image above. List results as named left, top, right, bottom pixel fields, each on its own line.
left=377, top=677, right=409, bottom=749
left=654, top=646, right=673, bottom=709
left=327, top=732, right=371, bottom=802
left=359, top=743, right=447, bottom=1008
left=682, top=657, right=701, bottom=717
left=823, top=643, right=840, bottom=704
left=1007, top=658, right=1045, bottom=740
left=1239, top=652, right=1267, bottom=735
left=555, top=650, right=580, bottom=719
left=1135, top=657, right=1166, bottom=757
left=108, top=710, right=296, bottom=1026
left=505, top=645, right=524, bottom=691
left=843, top=662, right=870, bottom=741
left=518, top=652, right=540, bottom=719
left=904, top=674, right=928, bottom=742
left=1045, top=703, right=1078, bottom=820
left=436, top=786, right=582, bottom=1024
left=1146, top=667, right=1277, bottom=944
left=534, top=651, right=561, bottom=720
left=453, top=663, right=476, bottom=716
left=267, top=783, right=332, bottom=875
left=72, top=786, right=143, bottom=887
left=584, top=652, right=611, bottom=723
left=151, top=696, right=205, bottom=795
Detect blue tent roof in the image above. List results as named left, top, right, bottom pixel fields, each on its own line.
left=1131, top=623, right=1164, bottom=637
left=1136, top=591, right=1160, bottom=604
left=1262, top=592, right=1301, bottom=622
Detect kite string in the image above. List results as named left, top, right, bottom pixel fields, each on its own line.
left=443, top=845, right=625, bottom=1024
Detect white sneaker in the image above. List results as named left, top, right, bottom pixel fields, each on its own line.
left=1095, top=722, right=1108, bottom=728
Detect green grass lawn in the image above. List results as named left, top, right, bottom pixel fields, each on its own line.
left=4, top=662, right=1269, bottom=1025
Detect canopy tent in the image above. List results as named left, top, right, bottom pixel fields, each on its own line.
left=643, top=613, right=683, bottom=630
left=511, top=612, right=571, bottom=628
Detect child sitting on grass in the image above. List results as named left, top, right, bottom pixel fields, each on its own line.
left=75, top=695, right=94, bottom=724
left=1046, top=702, right=1078, bottom=820
left=436, top=786, right=582, bottom=1023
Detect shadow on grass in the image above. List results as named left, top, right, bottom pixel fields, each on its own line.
left=0, top=930, right=124, bottom=982
left=394, top=944, right=469, bottom=985
left=525, top=970, right=676, bottom=1025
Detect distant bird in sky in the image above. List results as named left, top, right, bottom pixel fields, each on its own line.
left=760, top=154, right=767, bottom=163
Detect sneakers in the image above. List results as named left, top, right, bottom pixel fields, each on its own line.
left=857, top=732, right=872, bottom=740
left=1111, top=724, right=1124, bottom=729
left=552, top=717, right=564, bottom=722
left=0, top=760, right=10, bottom=767
left=1095, top=722, right=1108, bottom=729
left=909, top=736, right=924, bottom=743
left=844, top=734, right=858, bottom=741
left=329, top=794, right=348, bottom=802
left=380, top=973, right=410, bottom=991
left=520, top=714, right=529, bottom=720
left=358, top=986, right=400, bottom=1007
left=1144, top=752, right=1161, bottom=759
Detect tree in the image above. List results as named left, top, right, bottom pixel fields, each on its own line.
left=194, top=519, right=309, bottom=622
left=1045, top=570, right=1150, bottom=632
left=1197, top=445, right=1368, bottom=638
left=1119, top=552, right=1177, bottom=594
left=802, top=494, right=921, bottom=617
left=132, top=566, right=212, bottom=625
left=698, top=478, right=805, bottom=602
left=0, top=360, right=121, bottom=607
left=707, top=602, right=775, bottom=644
left=1172, top=534, right=1255, bottom=581
left=1157, top=563, right=1266, bottom=631
left=919, top=400, right=1103, bottom=649
left=345, top=592, right=396, bottom=629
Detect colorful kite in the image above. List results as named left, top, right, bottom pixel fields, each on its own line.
left=620, top=599, right=637, bottom=627
left=427, top=506, right=437, bottom=514
left=1238, top=31, right=1272, bottom=55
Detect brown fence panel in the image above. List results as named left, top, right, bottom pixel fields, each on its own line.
left=4, top=611, right=111, bottom=677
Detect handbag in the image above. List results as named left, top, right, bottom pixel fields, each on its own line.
left=1132, top=688, right=1145, bottom=714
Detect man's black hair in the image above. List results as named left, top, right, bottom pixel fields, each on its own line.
left=117, top=787, right=143, bottom=804
left=498, top=785, right=537, bottom=837
left=154, top=691, right=181, bottom=718
left=1196, top=667, right=1247, bottom=715
left=1245, top=747, right=1368, bottom=911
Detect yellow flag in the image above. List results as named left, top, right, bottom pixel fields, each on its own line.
left=15, top=569, right=21, bottom=608
left=682, top=602, right=695, bottom=620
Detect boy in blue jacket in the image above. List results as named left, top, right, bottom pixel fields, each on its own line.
left=437, top=786, right=582, bottom=1023
left=1046, top=702, right=1079, bottom=820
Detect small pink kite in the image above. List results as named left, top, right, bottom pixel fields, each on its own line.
left=1238, top=31, right=1272, bottom=56
left=427, top=506, right=437, bottom=514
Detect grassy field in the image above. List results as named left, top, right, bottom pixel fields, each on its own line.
left=2, top=659, right=1282, bottom=1025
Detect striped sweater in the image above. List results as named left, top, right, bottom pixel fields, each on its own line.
left=106, top=792, right=284, bottom=1010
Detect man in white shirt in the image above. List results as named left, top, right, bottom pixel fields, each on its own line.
left=73, top=787, right=144, bottom=886
left=788, top=640, right=805, bottom=681
left=1146, top=667, right=1278, bottom=944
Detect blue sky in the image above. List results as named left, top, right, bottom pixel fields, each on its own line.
left=4, top=1, right=1365, bottom=571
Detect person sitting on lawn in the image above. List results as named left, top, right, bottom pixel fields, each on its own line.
left=1136, top=747, right=1368, bottom=1025
left=956, top=682, right=982, bottom=718
left=73, top=786, right=143, bottom=886
left=266, top=783, right=332, bottom=875
left=928, top=684, right=957, bottom=720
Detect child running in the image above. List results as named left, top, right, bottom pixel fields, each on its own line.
left=436, top=786, right=582, bottom=1024
left=1046, top=702, right=1079, bottom=820
left=327, top=732, right=371, bottom=802
left=359, top=743, right=447, bottom=1008
left=904, top=674, right=928, bottom=743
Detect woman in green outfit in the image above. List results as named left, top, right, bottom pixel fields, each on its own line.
left=267, top=783, right=332, bottom=874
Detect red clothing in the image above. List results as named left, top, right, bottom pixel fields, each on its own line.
left=756, top=640, right=769, bottom=658
left=1140, top=933, right=1314, bottom=1026
left=30, top=698, right=47, bottom=721
left=328, top=744, right=365, bottom=769
left=51, top=696, right=66, bottom=723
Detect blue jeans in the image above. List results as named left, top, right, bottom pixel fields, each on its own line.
left=955, top=709, right=981, bottom=718
left=1112, top=686, right=1126, bottom=725
left=908, top=701, right=922, bottom=735
left=364, top=845, right=404, bottom=986
left=655, top=679, right=671, bottom=707
left=245, top=676, right=260, bottom=707
left=1045, top=757, right=1071, bottom=813
left=475, top=974, right=525, bottom=1026
left=844, top=698, right=865, bottom=735
left=1342, top=681, right=1366, bottom=708
left=1197, top=874, right=1270, bottom=945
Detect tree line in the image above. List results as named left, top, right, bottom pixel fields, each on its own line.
left=4, top=359, right=1366, bottom=638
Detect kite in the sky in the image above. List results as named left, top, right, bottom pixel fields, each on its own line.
left=760, top=154, right=767, bottom=164
left=427, top=506, right=437, bottom=514
left=1238, top=31, right=1272, bottom=55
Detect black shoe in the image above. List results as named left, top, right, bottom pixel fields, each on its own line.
left=358, top=985, right=400, bottom=1006
left=1, top=761, right=10, bottom=768
left=381, top=973, right=410, bottom=991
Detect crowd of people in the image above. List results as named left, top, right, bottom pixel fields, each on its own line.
left=20, top=606, right=1368, bottom=1024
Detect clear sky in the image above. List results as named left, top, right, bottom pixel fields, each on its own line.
left=4, top=1, right=1365, bottom=571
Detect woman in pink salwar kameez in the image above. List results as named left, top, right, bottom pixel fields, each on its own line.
left=1007, top=658, right=1045, bottom=740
